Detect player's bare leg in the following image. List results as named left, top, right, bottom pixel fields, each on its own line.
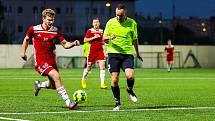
left=34, top=77, right=55, bottom=96
left=111, top=72, right=120, bottom=110
left=98, top=60, right=107, bottom=89
left=48, top=69, right=77, bottom=110
left=125, top=69, right=137, bottom=103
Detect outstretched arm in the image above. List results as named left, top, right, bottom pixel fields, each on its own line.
left=20, top=36, right=31, bottom=61
left=61, top=40, right=80, bottom=49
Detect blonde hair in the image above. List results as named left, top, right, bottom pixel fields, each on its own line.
left=42, top=8, right=55, bottom=18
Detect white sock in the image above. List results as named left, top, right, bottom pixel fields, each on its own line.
left=82, top=68, right=89, bottom=80
left=167, top=64, right=170, bottom=71
left=39, top=80, right=49, bottom=88
left=57, top=86, right=70, bottom=107
left=100, top=70, right=105, bottom=85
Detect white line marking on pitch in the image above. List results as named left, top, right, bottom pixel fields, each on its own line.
left=0, top=116, right=30, bottom=121
left=0, top=107, right=215, bottom=115
left=0, top=77, right=214, bottom=80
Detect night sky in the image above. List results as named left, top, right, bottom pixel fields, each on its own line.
left=135, top=0, right=215, bottom=19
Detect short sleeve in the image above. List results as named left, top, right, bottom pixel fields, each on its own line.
left=85, top=29, right=91, bottom=38
left=56, top=29, right=65, bottom=42
left=26, top=26, right=34, bottom=38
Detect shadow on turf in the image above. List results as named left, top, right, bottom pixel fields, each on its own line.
left=58, top=104, right=114, bottom=110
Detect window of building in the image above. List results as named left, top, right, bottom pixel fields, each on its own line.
left=93, top=8, right=98, bottom=15
left=70, top=7, right=73, bottom=14
left=18, top=25, right=23, bottom=32
left=18, top=6, right=23, bottom=13
left=33, top=6, right=38, bottom=14
left=56, top=7, right=61, bottom=14
left=65, top=7, right=69, bottom=14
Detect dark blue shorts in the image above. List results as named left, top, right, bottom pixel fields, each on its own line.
left=108, top=53, right=134, bottom=73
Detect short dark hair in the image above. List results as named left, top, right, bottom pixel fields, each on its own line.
left=116, top=4, right=126, bottom=10
left=93, top=17, right=99, bottom=20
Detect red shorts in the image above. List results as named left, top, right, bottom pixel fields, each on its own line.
left=34, top=61, right=58, bottom=76
left=87, top=51, right=105, bottom=65
left=166, top=56, right=174, bottom=62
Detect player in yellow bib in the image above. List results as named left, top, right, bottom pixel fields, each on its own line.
left=83, top=41, right=90, bottom=68
left=103, top=4, right=143, bottom=110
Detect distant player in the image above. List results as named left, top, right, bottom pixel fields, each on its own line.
left=81, top=17, right=108, bottom=89
left=83, top=41, right=90, bottom=69
left=20, top=8, right=80, bottom=110
left=164, top=39, right=174, bottom=72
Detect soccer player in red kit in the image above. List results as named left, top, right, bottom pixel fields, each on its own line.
left=20, top=8, right=80, bottom=110
left=81, top=17, right=107, bottom=89
left=164, top=39, right=174, bottom=72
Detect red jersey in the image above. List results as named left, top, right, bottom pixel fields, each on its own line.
left=85, top=28, right=104, bottom=52
left=26, top=24, right=65, bottom=75
left=165, top=45, right=174, bottom=61
left=26, top=24, right=64, bottom=64
left=85, top=28, right=105, bottom=65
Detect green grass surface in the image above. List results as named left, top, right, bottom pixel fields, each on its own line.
left=0, top=68, right=215, bottom=121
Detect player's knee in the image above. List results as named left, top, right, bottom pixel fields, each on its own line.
left=87, top=65, right=92, bottom=71
left=125, top=69, right=134, bottom=80
left=100, top=65, right=105, bottom=70
left=99, top=62, right=105, bottom=70
left=51, top=73, right=61, bottom=83
left=112, top=76, right=119, bottom=84
left=126, top=74, right=134, bottom=80
left=127, top=76, right=134, bottom=81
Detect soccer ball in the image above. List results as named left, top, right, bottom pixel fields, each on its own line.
left=73, top=90, right=87, bottom=103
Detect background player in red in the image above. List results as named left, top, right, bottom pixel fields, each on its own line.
left=164, top=39, right=174, bottom=72
left=81, top=17, right=108, bottom=89
left=20, top=8, right=80, bottom=110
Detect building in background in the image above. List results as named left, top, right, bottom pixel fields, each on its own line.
left=1, top=0, right=214, bottom=45
left=1, top=0, right=135, bottom=44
